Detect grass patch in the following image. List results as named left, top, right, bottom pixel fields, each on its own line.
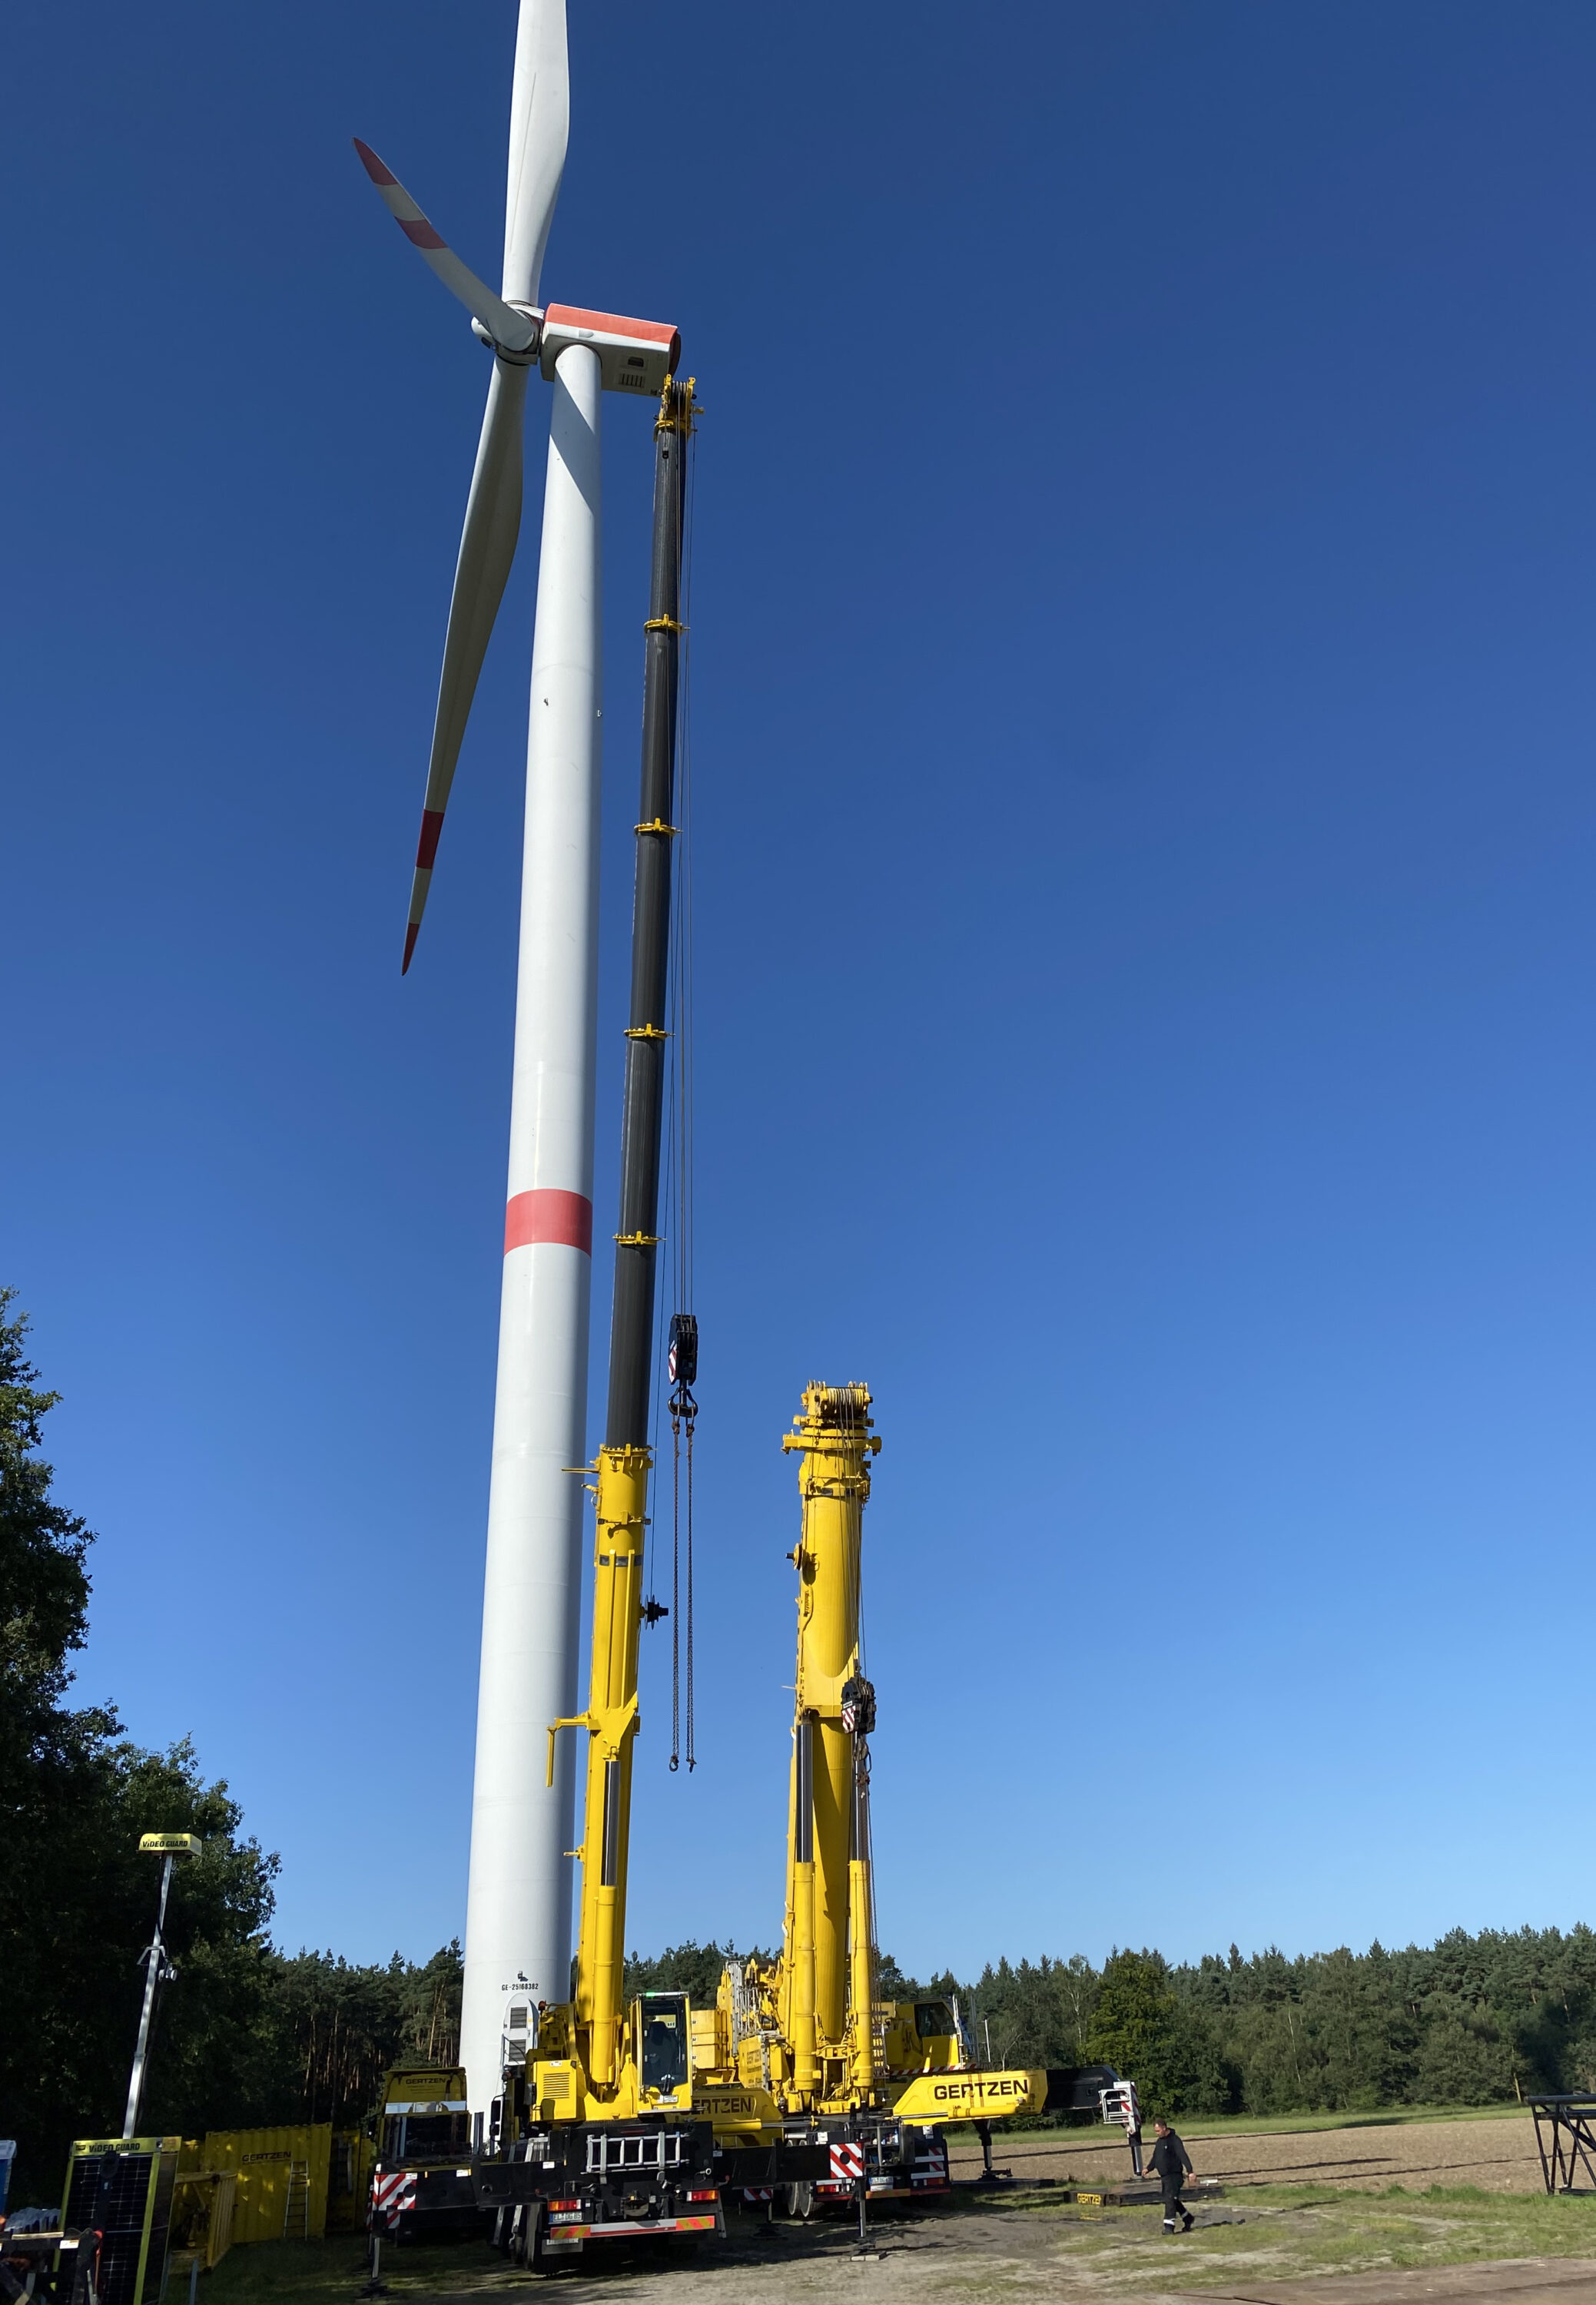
left=975, top=2179, right=1596, bottom=2293
left=191, top=2183, right=1596, bottom=2305
left=204, top=2240, right=374, bottom=2305
left=203, top=2240, right=549, bottom=2305
left=201, top=2240, right=511, bottom=2305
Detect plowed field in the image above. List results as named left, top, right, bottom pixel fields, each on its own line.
left=947, top=2108, right=1546, bottom=2194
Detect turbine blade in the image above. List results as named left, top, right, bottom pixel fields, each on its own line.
left=403, top=357, right=530, bottom=971
left=503, top=0, right=569, bottom=307
left=353, top=138, right=537, bottom=353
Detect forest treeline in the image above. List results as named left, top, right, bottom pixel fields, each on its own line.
left=632, top=1928, right=1596, bottom=2121
left=910, top=1929, right=1596, bottom=2118
left=5, top=1289, right=1592, bottom=2197
left=0, top=1292, right=470, bottom=2200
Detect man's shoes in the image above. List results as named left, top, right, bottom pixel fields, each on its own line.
left=1182, top=2212, right=1195, bottom=2232
left=1163, top=2219, right=1176, bottom=2233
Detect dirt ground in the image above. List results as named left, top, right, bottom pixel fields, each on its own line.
left=499, top=2208, right=1596, bottom=2305
left=276, top=2197, right=1596, bottom=2305
left=204, top=2118, right=1596, bottom=2305
left=947, top=2110, right=1548, bottom=2195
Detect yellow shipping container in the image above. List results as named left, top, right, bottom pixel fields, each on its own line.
left=325, top=2131, right=374, bottom=2234
left=199, top=2127, right=330, bottom=2243
left=168, top=2170, right=237, bottom=2269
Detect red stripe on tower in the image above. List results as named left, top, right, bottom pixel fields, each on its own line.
left=504, top=1189, right=592, bottom=1256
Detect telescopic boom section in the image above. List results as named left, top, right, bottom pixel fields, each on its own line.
left=779, top=1383, right=882, bottom=2105
left=605, top=381, right=690, bottom=1453
left=548, top=376, right=695, bottom=2098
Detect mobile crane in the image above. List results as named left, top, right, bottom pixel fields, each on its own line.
left=468, top=375, right=825, bottom=2269
left=368, top=2060, right=478, bottom=2242
left=698, top=1382, right=1117, bottom=2215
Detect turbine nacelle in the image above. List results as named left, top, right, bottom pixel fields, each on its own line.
left=539, top=306, right=680, bottom=396
left=467, top=303, right=681, bottom=398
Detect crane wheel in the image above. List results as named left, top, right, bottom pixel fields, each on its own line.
left=783, top=2182, right=815, bottom=2221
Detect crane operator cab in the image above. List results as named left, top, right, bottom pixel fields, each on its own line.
left=637, top=1993, right=692, bottom=2105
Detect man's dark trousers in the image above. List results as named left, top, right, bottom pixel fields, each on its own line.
left=1149, top=2128, right=1193, bottom=2229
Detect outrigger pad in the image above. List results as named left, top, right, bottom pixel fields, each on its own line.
left=1043, top=2066, right=1120, bottom=2114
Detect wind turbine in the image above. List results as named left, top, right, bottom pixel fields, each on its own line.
left=356, top=0, right=680, bottom=2120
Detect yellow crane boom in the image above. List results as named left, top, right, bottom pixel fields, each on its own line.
left=778, top=1381, right=880, bottom=2102
left=703, top=1381, right=1115, bottom=2215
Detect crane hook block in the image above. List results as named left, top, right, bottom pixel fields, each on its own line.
left=840, top=1673, right=877, bottom=1736
left=668, top=1313, right=698, bottom=1390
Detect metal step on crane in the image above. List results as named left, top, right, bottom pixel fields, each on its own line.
left=467, top=373, right=829, bottom=2273
left=692, top=1382, right=1118, bottom=2225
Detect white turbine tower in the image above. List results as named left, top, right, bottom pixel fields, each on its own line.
left=356, top=1, right=679, bottom=2119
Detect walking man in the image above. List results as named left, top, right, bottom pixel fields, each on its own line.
left=1147, top=2116, right=1195, bottom=2232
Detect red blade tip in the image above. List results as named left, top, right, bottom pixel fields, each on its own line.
left=353, top=138, right=397, bottom=186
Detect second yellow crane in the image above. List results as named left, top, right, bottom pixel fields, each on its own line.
left=695, top=1382, right=1117, bottom=2214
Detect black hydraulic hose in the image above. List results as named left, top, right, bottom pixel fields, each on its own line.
left=605, top=380, right=689, bottom=1449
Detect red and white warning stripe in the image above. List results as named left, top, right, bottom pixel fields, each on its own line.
left=828, top=2141, right=865, bottom=2184
left=370, top=2170, right=416, bottom=2227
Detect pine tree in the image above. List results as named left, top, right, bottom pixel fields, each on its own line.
left=0, top=1296, right=285, bottom=2201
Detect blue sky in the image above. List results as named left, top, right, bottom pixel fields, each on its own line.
left=6, top=0, right=1596, bottom=1982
